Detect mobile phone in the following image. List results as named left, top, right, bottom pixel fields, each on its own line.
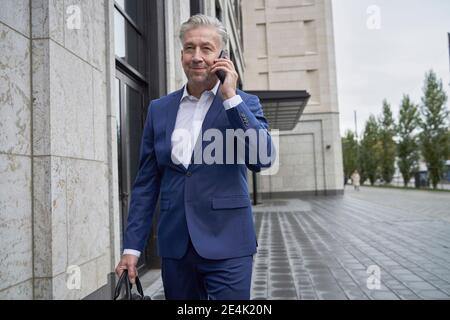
left=216, top=50, right=228, bottom=83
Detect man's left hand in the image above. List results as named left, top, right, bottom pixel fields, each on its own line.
left=211, top=58, right=239, bottom=100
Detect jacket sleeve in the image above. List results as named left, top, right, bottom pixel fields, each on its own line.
left=225, top=94, right=276, bottom=172
left=123, top=101, right=162, bottom=252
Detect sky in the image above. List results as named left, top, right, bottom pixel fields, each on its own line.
left=331, top=0, right=450, bottom=136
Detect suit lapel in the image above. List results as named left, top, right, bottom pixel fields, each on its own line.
left=201, top=85, right=224, bottom=134
left=188, top=86, right=225, bottom=171
left=165, top=85, right=225, bottom=172
left=165, top=88, right=186, bottom=172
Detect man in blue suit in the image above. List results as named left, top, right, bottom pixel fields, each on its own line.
left=115, top=14, right=275, bottom=300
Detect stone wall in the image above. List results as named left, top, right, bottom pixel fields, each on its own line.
left=0, top=0, right=34, bottom=299
left=0, top=0, right=117, bottom=299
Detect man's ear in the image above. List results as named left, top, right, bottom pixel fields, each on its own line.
left=180, top=50, right=183, bottom=62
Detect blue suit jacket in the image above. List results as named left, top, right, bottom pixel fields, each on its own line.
left=123, top=85, right=274, bottom=260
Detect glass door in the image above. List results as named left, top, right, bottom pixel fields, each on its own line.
left=115, top=71, right=149, bottom=269
left=114, top=0, right=166, bottom=270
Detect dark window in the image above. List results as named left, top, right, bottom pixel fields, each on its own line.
left=215, top=0, right=222, bottom=21
left=115, top=0, right=140, bottom=24
left=114, top=0, right=166, bottom=270
left=115, top=71, right=147, bottom=268
left=125, top=84, right=145, bottom=184
left=190, top=0, right=204, bottom=16
left=114, top=0, right=146, bottom=76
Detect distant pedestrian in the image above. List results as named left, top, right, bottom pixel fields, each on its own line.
left=351, top=170, right=361, bottom=191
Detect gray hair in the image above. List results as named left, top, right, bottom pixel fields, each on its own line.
left=179, top=14, right=229, bottom=50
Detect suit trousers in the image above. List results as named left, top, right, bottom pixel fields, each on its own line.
left=161, top=237, right=253, bottom=300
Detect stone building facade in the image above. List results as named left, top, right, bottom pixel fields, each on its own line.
left=242, top=0, right=343, bottom=196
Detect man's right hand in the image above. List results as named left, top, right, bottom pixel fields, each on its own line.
left=115, top=254, right=139, bottom=284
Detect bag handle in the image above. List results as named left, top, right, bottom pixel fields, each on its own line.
left=113, top=269, right=146, bottom=300
left=134, top=276, right=145, bottom=298
left=113, top=269, right=131, bottom=300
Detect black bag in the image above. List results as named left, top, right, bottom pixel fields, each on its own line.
left=113, top=270, right=151, bottom=300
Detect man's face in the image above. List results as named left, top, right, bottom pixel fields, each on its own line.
left=181, top=26, right=222, bottom=85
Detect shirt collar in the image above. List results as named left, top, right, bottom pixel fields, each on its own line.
left=181, top=80, right=220, bottom=101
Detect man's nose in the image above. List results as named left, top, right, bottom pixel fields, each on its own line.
left=192, top=48, right=204, bottom=62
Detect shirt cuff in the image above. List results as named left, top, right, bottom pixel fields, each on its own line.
left=123, top=249, right=141, bottom=258
left=223, top=95, right=243, bottom=110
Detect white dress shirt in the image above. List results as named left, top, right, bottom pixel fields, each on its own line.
left=123, top=81, right=243, bottom=257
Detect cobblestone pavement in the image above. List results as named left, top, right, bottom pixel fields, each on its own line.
left=142, top=186, right=450, bottom=300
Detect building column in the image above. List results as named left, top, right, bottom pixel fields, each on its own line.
left=30, top=0, right=112, bottom=299
left=165, top=0, right=191, bottom=93
left=0, top=0, right=33, bottom=299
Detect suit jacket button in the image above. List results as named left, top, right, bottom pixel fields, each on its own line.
left=186, top=171, right=192, bottom=177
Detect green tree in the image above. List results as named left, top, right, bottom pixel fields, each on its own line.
left=396, top=94, right=420, bottom=187
left=419, top=70, right=450, bottom=189
left=360, top=115, right=382, bottom=185
left=378, top=100, right=397, bottom=184
left=342, top=130, right=359, bottom=182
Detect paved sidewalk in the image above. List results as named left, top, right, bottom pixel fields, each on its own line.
left=141, top=186, right=450, bottom=300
